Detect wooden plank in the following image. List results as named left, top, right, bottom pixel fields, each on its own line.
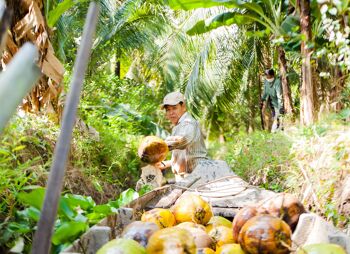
left=205, top=188, right=276, bottom=208
left=127, top=185, right=170, bottom=210
left=146, top=177, right=201, bottom=209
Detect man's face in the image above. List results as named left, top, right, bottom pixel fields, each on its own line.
left=265, top=73, right=274, bottom=80
left=165, top=103, right=186, bottom=125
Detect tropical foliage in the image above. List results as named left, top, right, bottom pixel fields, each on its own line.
left=1, top=0, right=350, bottom=252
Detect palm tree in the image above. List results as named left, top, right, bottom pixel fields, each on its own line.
left=298, top=0, right=316, bottom=125
left=3, top=0, right=64, bottom=117
left=129, top=6, right=270, bottom=132
left=166, top=0, right=296, bottom=116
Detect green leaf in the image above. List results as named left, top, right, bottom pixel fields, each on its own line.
left=58, top=197, right=76, bottom=220
left=86, top=212, right=106, bottom=224
left=110, top=188, right=138, bottom=208
left=51, top=221, right=87, bottom=245
left=8, top=222, right=32, bottom=234
left=17, top=188, right=45, bottom=210
left=240, top=2, right=264, bottom=16
left=93, top=204, right=113, bottom=214
left=166, top=0, right=237, bottom=10
left=246, top=28, right=270, bottom=38
left=187, top=12, right=253, bottom=35
left=0, top=148, right=11, bottom=156
left=47, top=0, right=88, bottom=27
left=281, top=15, right=299, bottom=34
left=12, top=145, right=26, bottom=152
left=63, top=194, right=96, bottom=210
left=20, top=207, right=41, bottom=222
left=138, top=185, right=152, bottom=196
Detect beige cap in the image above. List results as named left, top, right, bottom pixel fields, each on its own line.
left=161, top=91, right=185, bottom=109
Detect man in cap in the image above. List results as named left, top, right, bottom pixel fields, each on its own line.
left=157, top=91, right=208, bottom=181
left=260, top=69, right=284, bottom=132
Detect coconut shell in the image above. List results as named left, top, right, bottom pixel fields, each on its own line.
left=172, top=193, right=213, bottom=225
left=208, top=226, right=234, bottom=248
left=147, top=227, right=196, bottom=254
left=121, top=221, right=159, bottom=247
left=232, top=206, right=259, bottom=243
left=138, top=136, right=168, bottom=164
left=141, top=208, right=175, bottom=228
left=258, top=193, right=306, bottom=231
left=238, top=215, right=292, bottom=254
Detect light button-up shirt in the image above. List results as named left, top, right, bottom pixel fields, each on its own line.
left=166, top=112, right=207, bottom=174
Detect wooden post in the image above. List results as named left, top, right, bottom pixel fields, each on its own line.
left=31, top=3, right=99, bottom=253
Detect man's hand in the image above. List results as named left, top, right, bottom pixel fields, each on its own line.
left=155, top=161, right=170, bottom=170
left=165, top=136, right=184, bottom=150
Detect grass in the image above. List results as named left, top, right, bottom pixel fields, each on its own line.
left=209, top=114, right=350, bottom=229
left=0, top=113, right=142, bottom=219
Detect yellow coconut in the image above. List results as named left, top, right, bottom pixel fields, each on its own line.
left=208, top=226, right=234, bottom=248
left=205, top=216, right=232, bottom=233
left=96, top=239, right=146, bottom=254
left=197, top=248, right=215, bottom=254
left=215, top=244, right=245, bottom=254
left=172, top=193, right=213, bottom=225
left=141, top=208, right=175, bottom=228
left=176, top=222, right=207, bottom=232
left=147, top=227, right=196, bottom=254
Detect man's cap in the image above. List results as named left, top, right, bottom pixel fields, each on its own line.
left=161, top=91, right=185, bottom=109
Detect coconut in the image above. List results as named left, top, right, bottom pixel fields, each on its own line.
left=96, top=238, right=146, bottom=254
left=238, top=215, right=292, bottom=254
left=138, top=136, right=168, bottom=164
left=147, top=227, right=196, bottom=254
left=215, top=244, right=245, bottom=254
left=258, top=193, right=306, bottom=231
left=205, top=216, right=232, bottom=233
left=172, top=193, right=213, bottom=225
left=121, top=221, right=159, bottom=247
left=232, top=206, right=259, bottom=243
left=208, top=226, right=234, bottom=248
left=141, top=208, right=175, bottom=228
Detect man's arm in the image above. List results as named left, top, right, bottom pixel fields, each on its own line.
left=166, top=122, right=197, bottom=150
left=275, top=78, right=283, bottom=109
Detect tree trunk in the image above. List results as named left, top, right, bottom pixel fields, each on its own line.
left=277, top=46, right=294, bottom=115
left=299, top=0, right=316, bottom=125
left=330, top=66, right=346, bottom=111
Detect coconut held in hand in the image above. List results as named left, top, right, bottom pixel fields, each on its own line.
left=138, top=136, right=169, bottom=164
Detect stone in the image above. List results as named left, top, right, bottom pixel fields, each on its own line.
left=292, top=213, right=350, bottom=253
left=62, top=226, right=111, bottom=254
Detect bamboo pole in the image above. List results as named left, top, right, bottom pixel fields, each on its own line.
left=0, top=43, right=40, bottom=133
left=31, top=3, right=99, bottom=253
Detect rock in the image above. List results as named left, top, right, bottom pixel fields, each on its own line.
left=62, top=208, right=134, bottom=253
left=292, top=213, right=350, bottom=253
left=62, top=226, right=111, bottom=254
